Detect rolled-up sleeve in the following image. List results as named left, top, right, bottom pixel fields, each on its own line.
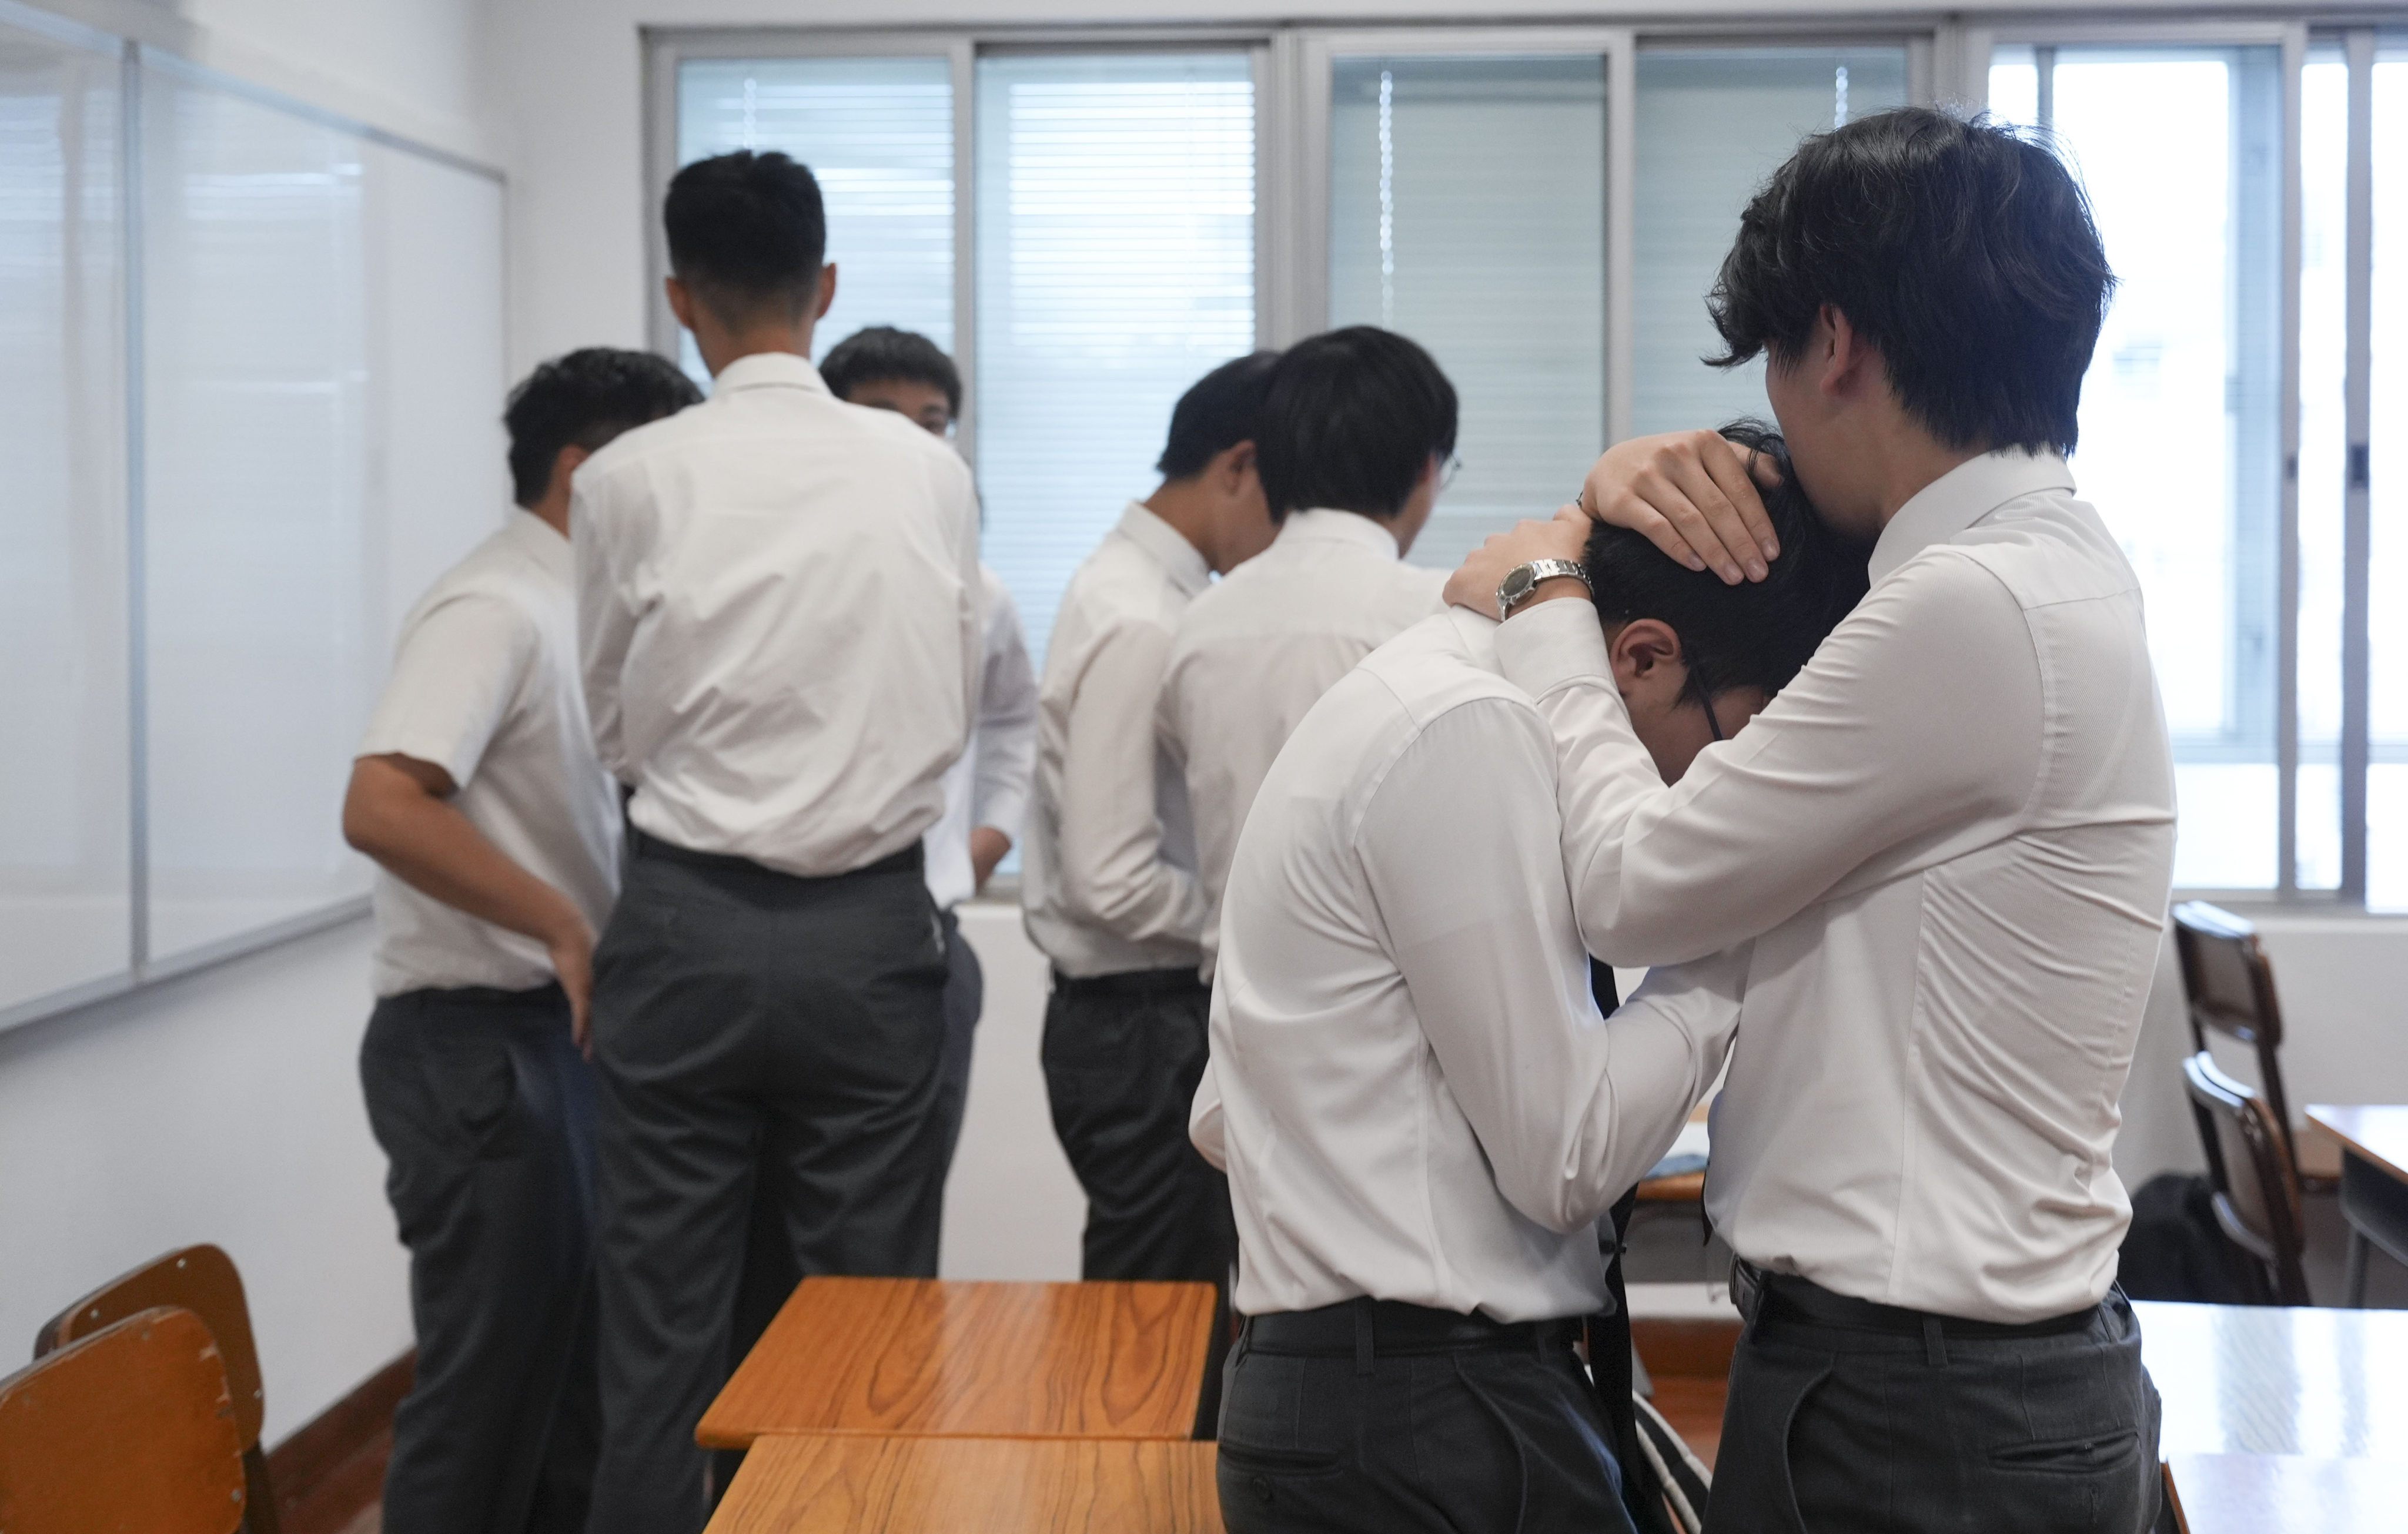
left=1056, top=619, right=1209, bottom=947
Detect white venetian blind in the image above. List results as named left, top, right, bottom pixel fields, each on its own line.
left=1329, top=55, right=1607, bottom=572
left=675, top=55, right=955, bottom=387
left=973, top=51, right=1256, bottom=671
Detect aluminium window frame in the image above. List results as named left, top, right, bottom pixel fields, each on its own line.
left=640, top=12, right=2404, bottom=912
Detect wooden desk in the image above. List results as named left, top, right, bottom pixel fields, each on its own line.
left=704, top=1435, right=1223, bottom=1533
left=2306, top=1104, right=2408, bottom=1306
left=698, top=1278, right=1216, bottom=1450
left=2165, top=1453, right=2408, bottom=1534
left=2135, top=1301, right=2408, bottom=1459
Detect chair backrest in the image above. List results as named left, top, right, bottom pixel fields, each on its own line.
left=0, top=1306, right=248, bottom=1534
left=2170, top=902, right=2297, bottom=1166
left=2182, top=1051, right=2311, bottom=1305
left=35, top=1245, right=277, bottom=1534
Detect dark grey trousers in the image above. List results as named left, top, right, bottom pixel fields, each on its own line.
left=1215, top=1305, right=1638, bottom=1534
left=934, top=907, right=982, bottom=1169
left=1708, top=1272, right=2163, bottom=1533
left=1041, top=967, right=1236, bottom=1433
left=359, top=982, right=598, bottom=1534
left=587, top=834, right=950, bottom=1534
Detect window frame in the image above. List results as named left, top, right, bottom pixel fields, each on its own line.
left=641, top=11, right=2408, bottom=914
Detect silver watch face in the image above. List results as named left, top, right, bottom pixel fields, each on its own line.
left=1499, top=566, right=1536, bottom=607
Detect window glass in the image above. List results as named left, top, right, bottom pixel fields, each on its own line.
left=974, top=52, right=1255, bottom=670
left=1991, top=45, right=2287, bottom=890
left=1631, top=47, right=1909, bottom=437
left=674, top=56, right=955, bottom=390
left=2370, top=41, right=2408, bottom=911
left=2300, top=43, right=2348, bottom=890
left=0, top=19, right=127, bottom=1013
left=1328, top=55, right=1604, bottom=571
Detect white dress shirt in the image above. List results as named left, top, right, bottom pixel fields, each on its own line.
left=1158, top=508, right=1446, bottom=979
left=573, top=353, right=982, bottom=877
left=358, top=511, right=620, bottom=997
left=1021, top=503, right=1212, bottom=979
left=924, top=565, right=1038, bottom=911
left=1190, top=609, right=1746, bottom=1322
left=1492, top=450, right=2176, bottom=1324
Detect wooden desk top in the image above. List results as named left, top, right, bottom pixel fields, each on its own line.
left=2135, top=1301, right=2408, bottom=1461
left=704, top=1435, right=1223, bottom=1534
left=697, top=1278, right=1216, bottom=1449
left=2165, top=1453, right=2408, bottom=1534
left=2305, top=1105, right=2408, bottom=1184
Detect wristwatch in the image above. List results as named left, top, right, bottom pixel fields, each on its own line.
left=1497, top=558, right=1591, bottom=619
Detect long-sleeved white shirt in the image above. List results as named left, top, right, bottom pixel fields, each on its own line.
left=1021, top=503, right=1212, bottom=978
left=573, top=352, right=982, bottom=877
left=1191, top=609, right=1745, bottom=1322
left=1158, top=509, right=1446, bottom=980
left=1493, top=449, right=2176, bottom=1324
left=925, top=565, right=1038, bottom=912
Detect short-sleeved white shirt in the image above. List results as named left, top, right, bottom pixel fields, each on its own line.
left=357, top=510, right=620, bottom=997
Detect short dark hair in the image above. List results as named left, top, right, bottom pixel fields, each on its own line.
left=1157, top=350, right=1282, bottom=480
left=1584, top=421, right=1869, bottom=700
left=1707, top=108, right=2112, bottom=456
left=1256, top=326, right=1457, bottom=521
left=503, top=348, right=701, bottom=508
left=664, top=150, right=828, bottom=323
left=820, top=326, right=962, bottom=418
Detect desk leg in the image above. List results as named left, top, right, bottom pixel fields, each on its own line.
left=2337, top=1151, right=2408, bottom=1308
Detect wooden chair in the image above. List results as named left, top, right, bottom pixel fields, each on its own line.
left=0, top=1305, right=248, bottom=1534
left=34, top=1244, right=279, bottom=1534
left=2183, top=1051, right=2312, bottom=1305
left=2170, top=902, right=2309, bottom=1180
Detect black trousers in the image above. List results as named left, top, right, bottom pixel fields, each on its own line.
left=934, top=907, right=983, bottom=1171
left=588, top=834, right=950, bottom=1534
left=1215, top=1300, right=1638, bottom=1534
left=1708, top=1268, right=2163, bottom=1533
left=359, top=982, right=598, bottom=1534
left=1041, top=966, right=1236, bottom=1432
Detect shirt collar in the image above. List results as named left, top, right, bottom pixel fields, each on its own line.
left=708, top=350, right=829, bottom=397
left=507, top=508, right=572, bottom=575
left=1868, top=448, right=2076, bottom=585
left=1117, top=501, right=1212, bottom=597
left=1277, top=507, right=1402, bottom=559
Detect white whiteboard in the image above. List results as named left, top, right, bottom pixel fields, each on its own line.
left=0, top=9, right=507, bottom=1027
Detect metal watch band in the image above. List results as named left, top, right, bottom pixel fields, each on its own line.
left=1499, top=557, right=1591, bottom=618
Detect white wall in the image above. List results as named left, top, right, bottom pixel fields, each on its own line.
left=0, top=920, right=410, bottom=1445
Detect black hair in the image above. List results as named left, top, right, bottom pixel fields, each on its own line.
left=502, top=348, right=702, bottom=508
left=1156, top=350, right=1282, bottom=480
left=1707, top=108, right=2112, bottom=456
left=1256, top=326, right=1457, bottom=521
left=820, top=326, right=962, bottom=418
left=1584, top=421, right=1869, bottom=701
left=664, top=150, right=828, bottom=323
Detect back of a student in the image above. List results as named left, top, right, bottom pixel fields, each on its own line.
left=1159, top=327, right=1457, bottom=978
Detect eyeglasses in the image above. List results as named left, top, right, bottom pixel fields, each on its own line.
left=1683, top=666, right=1726, bottom=743
left=1439, top=454, right=1464, bottom=492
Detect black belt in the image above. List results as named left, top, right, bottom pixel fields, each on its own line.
left=628, top=826, right=922, bottom=881
left=1050, top=966, right=1206, bottom=999
left=1242, top=1297, right=1583, bottom=1369
left=1736, top=1260, right=2101, bottom=1341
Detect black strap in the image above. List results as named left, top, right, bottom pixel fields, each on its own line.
left=1586, top=959, right=1678, bottom=1534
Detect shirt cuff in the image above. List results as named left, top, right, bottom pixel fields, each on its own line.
left=974, top=785, right=1029, bottom=843
left=1493, top=596, right=1613, bottom=699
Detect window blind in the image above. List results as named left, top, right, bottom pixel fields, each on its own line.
left=973, top=51, right=1255, bottom=671
left=1329, top=56, right=1607, bottom=572
left=675, top=56, right=955, bottom=387
left=1632, top=49, right=1908, bottom=440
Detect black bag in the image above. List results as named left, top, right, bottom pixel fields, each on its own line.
left=2117, top=1171, right=2255, bottom=1303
